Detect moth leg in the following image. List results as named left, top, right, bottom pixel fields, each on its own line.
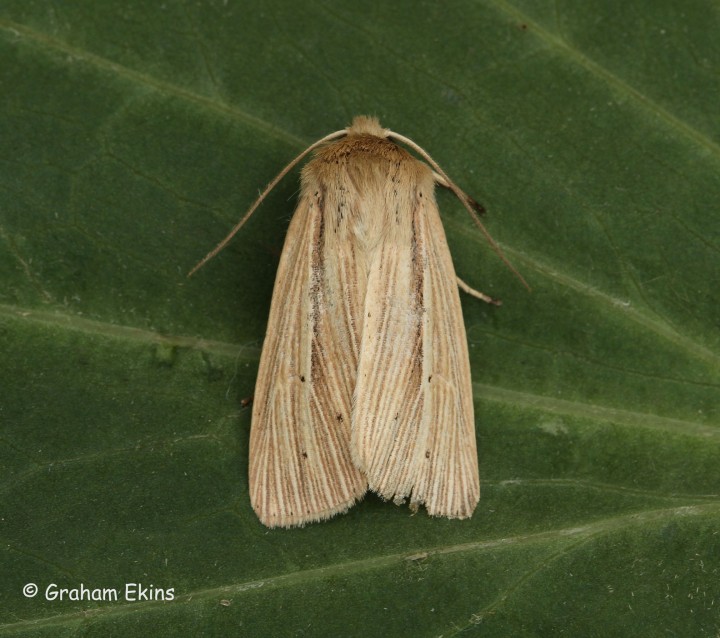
left=456, top=276, right=501, bottom=306
left=431, top=174, right=500, bottom=305
left=432, top=170, right=449, bottom=188
left=432, top=171, right=485, bottom=215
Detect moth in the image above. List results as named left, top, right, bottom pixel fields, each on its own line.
left=191, top=116, right=526, bottom=528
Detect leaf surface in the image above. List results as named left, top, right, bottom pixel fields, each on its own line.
left=1, top=1, right=719, bottom=635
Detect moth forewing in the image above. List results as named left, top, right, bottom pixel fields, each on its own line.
left=248, top=189, right=366, bottom=528
left=193, top=116, right=515, bottom=527
left=422, top=199, right=479, bottom=517
left=350, top=157, right=479, bottom=519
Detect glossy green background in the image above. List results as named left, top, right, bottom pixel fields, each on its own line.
left=1, top=1, right=719, bottom=635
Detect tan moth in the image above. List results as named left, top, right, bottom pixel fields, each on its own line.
left=191, top=116, right=526, bottom=528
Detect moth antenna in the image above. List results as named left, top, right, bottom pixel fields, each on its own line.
left=390, top=132, right=530, bottom=292
left=188, top=128, right=348, bottom=277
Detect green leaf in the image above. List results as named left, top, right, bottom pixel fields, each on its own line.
left=1, top=1, right=719, bottom=635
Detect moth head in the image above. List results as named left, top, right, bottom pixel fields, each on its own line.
left=347, top=115, right=389, bottom=139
